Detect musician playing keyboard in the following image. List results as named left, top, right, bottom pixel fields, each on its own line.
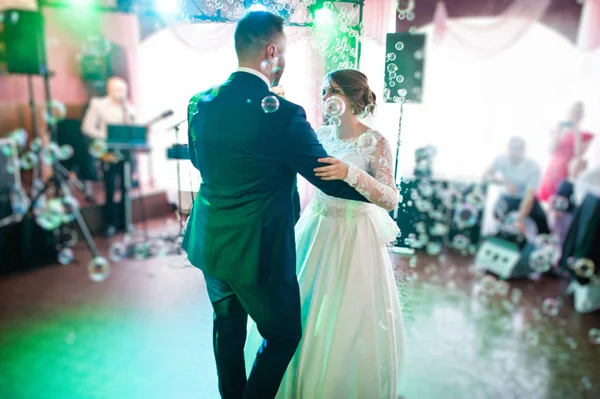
left=82, top=76, right=136, bottom=236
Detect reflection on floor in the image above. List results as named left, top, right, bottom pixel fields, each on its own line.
left=0, top=218, right=598, bottom=399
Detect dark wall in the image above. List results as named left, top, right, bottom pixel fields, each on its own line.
left=396, top=0, right=583, bottom=44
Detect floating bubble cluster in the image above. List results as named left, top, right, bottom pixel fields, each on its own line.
left=384, top=38, right=425, bottom=104
left=396, top=0, right=416, bottom=21
left=0, top=110, right=119, bottom=280
left=393, top=254, right=598, bottom=398
left=413, top=146, right=436, bottom=178
left=173, top=1, right=366, bottom=72
left=107, top=220, right=188, bottom=264
left=2, top=123, right=77, bottom=227
left=161, top=1, right=379, bottom=124
left=392, top=152, right=581, bottom=285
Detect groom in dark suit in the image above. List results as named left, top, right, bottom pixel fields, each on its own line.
left=182, top=11, right=369, bottom=399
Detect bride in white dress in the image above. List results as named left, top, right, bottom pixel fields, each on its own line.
left=245, top=69, right=404, bottom=398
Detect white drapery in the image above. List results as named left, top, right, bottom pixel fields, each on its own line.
left=397, top=0, right=600, bottom=184
left=577, top=0, right=600, bottom=51
left=575, top=0, right=600, bottom=169
left=431, top=0, right=551, bottom=58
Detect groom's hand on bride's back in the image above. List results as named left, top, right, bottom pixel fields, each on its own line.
left=278, top=107, right=368, bottom=203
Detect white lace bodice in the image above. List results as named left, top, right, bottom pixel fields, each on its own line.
left=308, top=125, right=398, bottom=218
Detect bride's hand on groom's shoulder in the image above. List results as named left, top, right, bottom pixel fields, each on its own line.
left=271, top=86, right=285, bottom=97
left=315, top=157, right=349, bottom=180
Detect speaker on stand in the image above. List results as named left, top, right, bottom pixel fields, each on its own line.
left=0, top=9, right=46, bottom=75
left=385, top=33, right=426, bottom=189
left=384, top=33, right=426, bottom=223
left=0, top=9, right=104, bottom=271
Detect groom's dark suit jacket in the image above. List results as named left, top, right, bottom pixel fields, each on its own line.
left=182, top=72, right=368, bottom=285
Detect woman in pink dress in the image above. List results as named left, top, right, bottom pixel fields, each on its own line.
left=538, top=102, right=594, bottom=202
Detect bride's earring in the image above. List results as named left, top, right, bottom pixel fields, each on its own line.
left=351, top=106, right=356, bottom=114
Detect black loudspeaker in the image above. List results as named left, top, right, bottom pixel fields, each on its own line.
left=560, top=193, right=600, bottom=284
left=0, top=215, right=58, bottom=275
left=56, top=119, right=99, bottom=181
left=0, top=9, right=46, bottom=75
left=0, top=138, right=20, bottom=221
left=384, top=33, right=426, bottom=104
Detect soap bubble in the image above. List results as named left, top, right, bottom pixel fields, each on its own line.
left=40, top=142, right=61, bottom=165
left=19, top=152, right=39, bottom=170
left=329, top=116, right=341, bottom=127
left=260, top=57, right=280, bottom=76
left=542, top=297, right=560, bottom=316
left=152, top=239, right=170, bottom=257
left=57, top=248, right=74, bottom=265
left=133, top=242, right=151, bottom=261
left=89, top=139, right=107, bottom=158
left=108, top=242, right=127, bottom=262
left=44, top=100, right=67, bottom=125
left=10, top=128, right=28, bottom=149
left=57, top=144, right=74, bottom=161
left=30, top=137, right=43, bottom=152
left=10, top=186, right=30, bottom=216
left=453, top=203, right=479, bottom=229
left=589, top=328, right=600, bottom=344
left=529, top=248, right=554, bottom=273
left=323, top=96, right=346, bottom=118
left=571, top=258, right=595, bottom=278
left=88, top=256, right=110, bottom=282
left=261, top=95, right=280, bottom=113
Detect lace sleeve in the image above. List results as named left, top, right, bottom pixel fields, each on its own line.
left=343, top=131, right=398, bottom=211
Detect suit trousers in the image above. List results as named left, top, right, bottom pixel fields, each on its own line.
left=203, top=273, right=302, bottom=399
left=292, top=188, right=301, bottom=223
left=495, top=195, right=550, bottom=235
left=102, top=155, right=127, bottom=229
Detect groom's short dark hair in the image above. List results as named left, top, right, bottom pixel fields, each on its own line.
left=235, top=11, right=284, bottom=60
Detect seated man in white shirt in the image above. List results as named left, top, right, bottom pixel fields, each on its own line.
left=574, top=165, right=600, bottom=205
left=81, top=76, right=136, bottom=236
left=483, top=136, right=550, bottom=235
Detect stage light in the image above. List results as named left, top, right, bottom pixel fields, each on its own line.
left=247, top=4, right=268, bottom=12
left=314, top=7, right=334, bottom=25
left=70, top=0, right=93, bottom=6
left=154, top=0, right=179, bottom=14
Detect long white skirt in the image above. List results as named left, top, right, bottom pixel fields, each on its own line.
left=244, top=203, right=405, bottom=398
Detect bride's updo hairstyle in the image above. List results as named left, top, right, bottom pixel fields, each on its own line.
left=325, top=69, right=377, bottom=118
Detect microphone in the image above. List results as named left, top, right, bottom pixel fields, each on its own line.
left=159, top=109, right=174, bottom=119
left=146, top=109, right=174, bottom=126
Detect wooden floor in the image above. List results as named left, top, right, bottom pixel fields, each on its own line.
left=0, top=217, right=599, bottom=399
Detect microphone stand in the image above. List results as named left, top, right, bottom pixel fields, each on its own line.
left=168, top=119, right=187, bottom=233
left=38, top=66, right=101, bottom=260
